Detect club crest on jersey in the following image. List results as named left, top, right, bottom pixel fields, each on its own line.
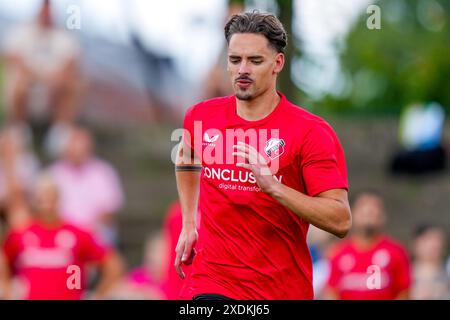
left=264, top=138, right=285, bottom=159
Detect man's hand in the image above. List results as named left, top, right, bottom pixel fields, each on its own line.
left=174, top=223, right=198, bottom=279
left=232, top=141, right=279, bottom=194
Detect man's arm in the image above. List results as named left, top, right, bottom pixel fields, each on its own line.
left=323, top=286, right=340, bottom=300
left=269, top=186, right=351, bottom=238
left=91, top=251, right=124, bottom=299
left=233, top=142, right=351, bottom=238
left=0, top=252, right=12, bottom=300
left=396, top=290, right=410, bottom=300
left=0, top=134, right=32, bottom=229
left=174, top=141, right=201, bottom=279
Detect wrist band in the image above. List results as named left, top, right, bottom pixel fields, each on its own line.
left=175, top=165, right=203, bottom=172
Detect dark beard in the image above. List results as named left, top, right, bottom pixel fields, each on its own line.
left=361, top=226, right=380, bottom=238
left=236, top=92, right=253, bottom=101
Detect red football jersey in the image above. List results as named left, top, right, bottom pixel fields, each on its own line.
left=180, top=93, right=348, bottom=300
left=3, top=220, right=109, bottom=300
left=327, top=235, right=412, bottom=300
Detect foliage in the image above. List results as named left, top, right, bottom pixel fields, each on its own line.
left=315, top=0, right=450, bottom=115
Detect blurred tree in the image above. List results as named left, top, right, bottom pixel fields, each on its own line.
left=317, top=0, right=450, bottom=115
left=277, top=0, right=297, bottom=101
left=230, top=0, right=245, bottom=5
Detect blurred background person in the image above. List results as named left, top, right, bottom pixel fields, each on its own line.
left=2, top=0, right=82, bottom=156
left=411, top=223, right=450, bottom=300
left=106, top=230, right=167, bottom=300
left=326, top=191, right=412, bottom=300
left=48, top=126, right=124, bottom=246
left=0, top=126, right=40, bottom=230
left=1, top=174, right=123, bottom=300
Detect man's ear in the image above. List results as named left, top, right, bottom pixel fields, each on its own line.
left=274, top=53, right=285, bottom=74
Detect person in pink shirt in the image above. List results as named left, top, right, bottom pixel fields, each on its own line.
left=48, top=127, right=124, bottom=244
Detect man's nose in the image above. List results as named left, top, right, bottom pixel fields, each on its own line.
left=238, top=61, right=250, bottom=75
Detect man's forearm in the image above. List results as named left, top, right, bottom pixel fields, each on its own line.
left=175, top=141, right=201, bottom=226
left=268, top=183, right=351, bottom=238
left=93, top=252, right=124, bottom=299
left=176, top=169, right=201, bottom=226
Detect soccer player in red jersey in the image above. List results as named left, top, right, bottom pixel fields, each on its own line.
left=174, top=12, right=351, bottom=300
left=2, top=175, right=124, bottom=300
left=326, top=192, right=412, bottom=300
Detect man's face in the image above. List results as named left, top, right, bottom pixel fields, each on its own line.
left=227, top=33, right=284, bottom=101
left=65, top=130, right=93, bottom=165
left=414, top=228, right=446, bottom=263
left=33, top=179, right=59, bottom=221
left=352, top=194, right=386, bottom=237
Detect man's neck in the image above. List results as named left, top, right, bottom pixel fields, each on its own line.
left=415, top=261, right=442, bottom=272
left=38, top=216, right=61, bottom=228
left=65, top=158, right=90, bottom=169
left=236, top=88, right=280, bottom=121
left=353, top=233, right=382, bottom=250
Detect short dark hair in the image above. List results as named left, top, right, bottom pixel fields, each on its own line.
left=224, top=11, right=287, bottom=54
left=350, top=189, right=383, bottom=205
left=412, top=223, right=444, bottom=240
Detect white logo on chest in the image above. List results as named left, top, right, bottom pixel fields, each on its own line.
left=264, top=138, right=285, bottom=159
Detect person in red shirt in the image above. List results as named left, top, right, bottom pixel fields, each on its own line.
left=174, top=12, right=351, bottom=300
left=2, top=174, right=124, bottom=300
left=326, top=192, right=412, bottom=300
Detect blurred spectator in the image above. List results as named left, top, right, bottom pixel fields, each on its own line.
left=411, top=224, right=450, bottom=299
left=326, top=192, right=412, bottom=300
left=0, top=126, right=40, bottom=228
left=201, top=2, right=244, bottom=100
left=1, top=174, right=124, bottom=300
left=2, top=0, right=82, bottom=156
left=106, top=231, right=167, bottom=300
left=390, top=102, right=446, bottom=175
left=48, top=126, right=124, bottom=245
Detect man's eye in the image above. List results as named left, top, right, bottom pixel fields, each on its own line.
left=230, top=59, right=240, bottom=64
left=252, top=60, right=262, bottom=65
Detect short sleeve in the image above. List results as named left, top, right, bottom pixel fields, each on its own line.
left=79, top=230, right=109, bottom=264
left=183, top=105, right=196, bottom=154
left=2, top=231, right=22, bottom=266
left=392, top=245, right=412, bottom=296
left=326, top=249, right=342, bottom=290
left=300, top=123, right=348, bottom=197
